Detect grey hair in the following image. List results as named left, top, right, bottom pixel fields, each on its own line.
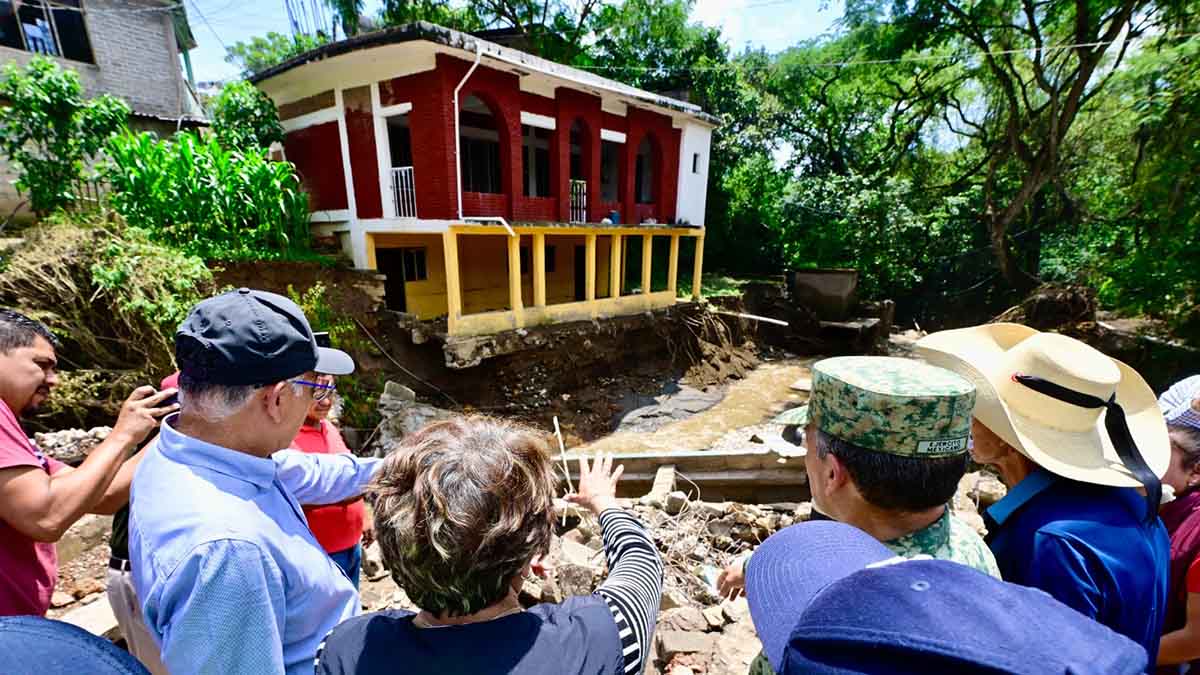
left=1170, top=424, right=1200, bottom=471
left=178, top=373, right=303, bottom=421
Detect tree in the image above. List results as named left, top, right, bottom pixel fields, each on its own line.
left=845, top=0, right=1164, bottom=290
left=225, top=32, right=329, bottom=77
left=210, top=81, right=285, bottom=152
left=379, top=0, right=484, bottom=31
left=0, top=58, right=129, bottom=216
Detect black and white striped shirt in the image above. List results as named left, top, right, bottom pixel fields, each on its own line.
left=595, top=509, right=664, bottom=675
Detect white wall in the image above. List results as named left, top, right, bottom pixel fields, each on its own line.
left=675, top=122, right=712, bottom=228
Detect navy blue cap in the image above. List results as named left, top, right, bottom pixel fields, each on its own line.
left=175, top=288, right=354, bottom=386
left=746, top=521, right=1148, bottom=674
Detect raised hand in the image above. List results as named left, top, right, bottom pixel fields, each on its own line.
left=112, top=386, right=179, bottom=445
left=563, top=453, right=624, bottom=516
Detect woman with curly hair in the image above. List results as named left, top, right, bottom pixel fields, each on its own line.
left=315, top=416, right=663, bottom=675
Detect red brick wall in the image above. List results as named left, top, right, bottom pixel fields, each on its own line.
left=343, top=86, right=382, bottom=219
left=284, top=122, right=347, bottom=212
left=462, top=191, right=510, bottom=217
left=364, top=58, right=684, bottom=224
left=381, top=69, right=454, bottom=219
left=625, top=107, right=680, bottom=224
left=514, top=196, right=556, bottom=221
left=554, top=89, right=603, bottom=222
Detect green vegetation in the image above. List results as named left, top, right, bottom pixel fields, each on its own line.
left=224, top=31, right=329, bottom=77
left=288, top=283, right=381, bottom=430
left=210, top=80, right=285, bottom=151
left=0, top=57, right=128, bottom=215
left=104, top=131, right=313, bottom=261
left=0, top=216, right=214, bottom=427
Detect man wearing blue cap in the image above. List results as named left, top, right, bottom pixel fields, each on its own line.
left=745, top=520, right=1149, bottom=674
left=129, top=289, right=384, bottom=675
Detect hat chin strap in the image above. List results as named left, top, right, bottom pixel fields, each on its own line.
left=1013, top=373, right=1161, bottom=521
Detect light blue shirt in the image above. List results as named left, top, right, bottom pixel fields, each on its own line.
left=129, top=416, right=381, bottom=675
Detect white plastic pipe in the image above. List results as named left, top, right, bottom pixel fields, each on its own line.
left=453, top=40, right=482, bottom=221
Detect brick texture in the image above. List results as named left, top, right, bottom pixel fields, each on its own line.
left=343, top=86, right=382, bottom=218
left=284, top=122, right=348, bottom=211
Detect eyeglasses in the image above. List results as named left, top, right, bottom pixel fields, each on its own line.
left=290, top=375, right=336, bottom=402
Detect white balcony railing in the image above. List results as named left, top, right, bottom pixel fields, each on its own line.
left=569, top=179, right=587, bottom=223
left=391, top=166, right=418, bottom=218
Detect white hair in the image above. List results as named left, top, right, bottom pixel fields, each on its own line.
left=179, top=378, right=304, bottom=421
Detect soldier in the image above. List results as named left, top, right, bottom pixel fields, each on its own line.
left=719, top=356, right=998, bottom=596
left=720, top=356, right=1000, bottom=675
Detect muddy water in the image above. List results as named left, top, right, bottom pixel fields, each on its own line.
left=576, top=357, right=815, bottom=455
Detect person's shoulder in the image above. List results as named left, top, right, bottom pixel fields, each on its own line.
left=529, top=595, right=618, bottom=628
left=316, top=610, right=416, bottom=671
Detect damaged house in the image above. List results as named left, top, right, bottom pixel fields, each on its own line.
left=251, top=22, right=715, bottom=342
left=0, top=0, right=206, bottom=218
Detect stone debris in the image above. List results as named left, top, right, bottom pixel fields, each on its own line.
left=373, top=382, right=455, bottom=456
left=34, top=427, right=111, bottom=466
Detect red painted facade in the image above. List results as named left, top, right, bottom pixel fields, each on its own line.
left=283, top=54, right=686, bottom=225
left=284, top=121, right=347, bottom=211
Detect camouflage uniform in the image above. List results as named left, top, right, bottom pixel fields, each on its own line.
left=750, top=357, right=998, bottom=675
left=884, top=509, right=1001, bottom=578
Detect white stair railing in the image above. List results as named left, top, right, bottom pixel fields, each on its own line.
left=391, top=166, right=418, bottom=218
left=569, top=179, right=587, bottom=223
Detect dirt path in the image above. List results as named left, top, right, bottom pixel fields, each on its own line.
left=575, top=356, right=814, bottom=455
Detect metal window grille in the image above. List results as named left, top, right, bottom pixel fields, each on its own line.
left=570, top=179, right=587, bottom=223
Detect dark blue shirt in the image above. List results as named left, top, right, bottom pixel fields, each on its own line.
left=315, top=595, right=625, bottom=675
left=985, top=469, right=1170, bottom=666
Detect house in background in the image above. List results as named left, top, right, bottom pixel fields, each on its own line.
left=251, top=22, right=715, bottom=339
left=0, top=0, right=206, bottom=217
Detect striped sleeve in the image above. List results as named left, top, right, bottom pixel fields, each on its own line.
left=594, top=508, right=664, bottom=675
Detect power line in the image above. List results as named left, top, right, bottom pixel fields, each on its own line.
left=186, top=0, right=228, bottom=53
left=572, top=30, right=1200, bottom=72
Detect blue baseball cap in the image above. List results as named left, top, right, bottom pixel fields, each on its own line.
left=745, top=521, right=1148, bottom=674
left=176, top=288, right=354, bottom=386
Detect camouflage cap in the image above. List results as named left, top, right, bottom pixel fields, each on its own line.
left=773, top=356, right=976, bottom=457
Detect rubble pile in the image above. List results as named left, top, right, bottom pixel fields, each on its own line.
left=34, top=427, right=111, bottom=466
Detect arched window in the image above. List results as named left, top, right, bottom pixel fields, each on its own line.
left=459, top=95, right=502, bottom=194
left=635, top=135, right=658, bottom=204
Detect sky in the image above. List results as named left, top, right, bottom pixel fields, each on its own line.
left=184, top=0, right=843, bottom=83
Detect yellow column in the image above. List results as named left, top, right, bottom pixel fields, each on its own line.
left=533, top=233, right=547, bottom=307
left=442, top=231, right=463, bottom=334
left=610, top=234, right=622, bottom=299
left=692, top=235, right=705, bottom=301
left=641, top=234, right=652, bottom=295
left=365, top=233, right=378, bottom=270
left=507, top=234, right=525, bottom=328
left=585, top=234, right=597, bottom=312
left=667, top=234, right=680, bottom=297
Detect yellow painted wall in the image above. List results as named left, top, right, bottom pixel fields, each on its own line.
left=370, top=233, right=449, bottom=320
left=369, top=230, right=620, bottom=320
left=456, top=234, right=613, bottom=314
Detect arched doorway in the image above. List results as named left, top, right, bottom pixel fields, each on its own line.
left=568, top=119, right=590, bottom=222
left=635, top=134, right=659, bottom=207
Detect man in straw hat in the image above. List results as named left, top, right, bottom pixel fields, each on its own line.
left=718, top=356, right=999, bottom=603
left=915, top=323, right=1171, bottom=663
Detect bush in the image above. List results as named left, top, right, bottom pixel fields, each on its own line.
left=104, top=131, right=312, bottom=261
left=288, top=282, right=381, bottom=431
left=210, top=80, right=285, bottom=152
left=0, top=215, right=214, bottom=427
left=0, top=57, right=129, bottom=215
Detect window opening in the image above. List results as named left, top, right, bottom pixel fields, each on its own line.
left=635, top=136, right=656, bottom=204
left=0, top=1, right=93, bottom=63
left=459, top=95, right=502, bottom=194
left=600, top=141, right=620, bottom=202
left=521, top=124, right=552, bottom=197
left=402, top=248, right=427, bottom=282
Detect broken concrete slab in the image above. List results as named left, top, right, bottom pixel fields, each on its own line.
left=60, top=595, right=120, bottom=640
left=57, top=514, right=113, bottom=566
left=658, top=631, right=716, bottom=660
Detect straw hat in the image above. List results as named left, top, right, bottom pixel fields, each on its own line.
left=914, top=323, right=1169, bottom=488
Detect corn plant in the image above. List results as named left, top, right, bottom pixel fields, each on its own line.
left=104, top=131, right=312, bottom=261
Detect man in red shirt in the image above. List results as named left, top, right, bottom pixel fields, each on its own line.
left=0, top=309, right=176, bottom=616
left=290, top=365, right=371, bottom=587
